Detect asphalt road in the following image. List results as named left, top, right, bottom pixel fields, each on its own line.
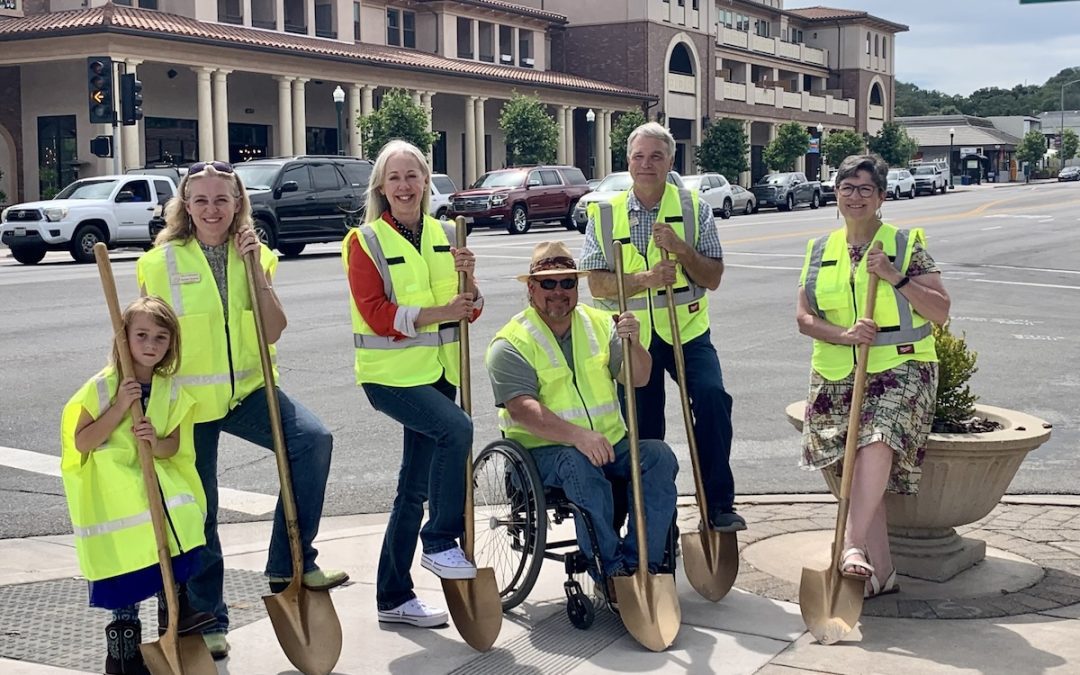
left=1, top=181, right=1077, bottom=539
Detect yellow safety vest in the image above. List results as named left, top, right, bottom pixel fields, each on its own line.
left=341, top=215, right=461, bottom=387
left=60, top=367, right=206, bottom=582
left=137, top=239, right=278, bottom=423
left=799, top=223, right=937, bottom=380
left=488, top=304, right=625, bottom=450
left=588, top=183, right=710, bottom=349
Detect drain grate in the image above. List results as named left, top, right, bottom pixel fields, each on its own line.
left=450, top=607, right=626, bottom=675
left=0, top=569, right=270, bottom=671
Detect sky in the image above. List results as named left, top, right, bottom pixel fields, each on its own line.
left=791, top=0, right=1080, bottom=95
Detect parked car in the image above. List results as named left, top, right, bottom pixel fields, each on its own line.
left=1058, top=166, right=1080, bottom=181
left=750, top=172, right=822, bottom=211
left=911, top=162, right=949, bottom=194
left=820, top=170, right=837, bottom=205
left=429, top=173, right=457, bottom=219
left=887, top=168, right=917, bottom=199
left=682, top=173, right=735, bottom=219
left=586, top=178, right=603, bottom=190
left=572, top=171, right=684, bottom=233
left=729, top=184, right=757, bottom=215
left=1, top=174, right=176, bottom=264
left=126, top=164, right=186, bottom=186
left=448, top=165, right=591, bottom=235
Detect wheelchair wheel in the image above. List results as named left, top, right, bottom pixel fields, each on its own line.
left=472, top=439, right=547, bottom=611
left=565, top=583, right=595, bottom=630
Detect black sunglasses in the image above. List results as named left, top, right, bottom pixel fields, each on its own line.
left=189, top=160, right=234, bottom=174
left=536, top=278, right=578, bottom=290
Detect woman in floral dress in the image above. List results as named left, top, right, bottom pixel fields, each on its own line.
left=795, top=154, right=952, bottom=598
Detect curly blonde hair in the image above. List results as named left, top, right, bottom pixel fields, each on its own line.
left=154, top=164, right=253, bottom=246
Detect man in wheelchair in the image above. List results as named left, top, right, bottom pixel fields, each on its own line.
left=485, top=241, right=679, bottom=596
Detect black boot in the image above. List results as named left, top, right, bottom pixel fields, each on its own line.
left=157, top=585, right=216, bottom=637
left=104, top=620, right=149, bottom=675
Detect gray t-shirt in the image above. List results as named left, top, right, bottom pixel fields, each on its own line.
left=488, top=327, right=623, bottom=407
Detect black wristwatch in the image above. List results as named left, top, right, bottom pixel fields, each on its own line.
left=893, top=275, right=910, bottom=289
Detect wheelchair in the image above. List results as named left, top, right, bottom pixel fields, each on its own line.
left=471, top=438, right=677, bottom=630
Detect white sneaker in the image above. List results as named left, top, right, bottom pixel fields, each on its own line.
left=420, top=546, right=477, bottom=580
left=377, top=598, right=449, bottom=628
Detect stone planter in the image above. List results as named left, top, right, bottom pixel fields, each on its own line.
left=785, top=402, right=1052, bottom=582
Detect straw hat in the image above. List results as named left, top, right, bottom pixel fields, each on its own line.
left=515, top=241, right=590, bottom=282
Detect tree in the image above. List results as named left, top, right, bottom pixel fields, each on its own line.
left=696, top=119, right=748, bottom=183
left=358, top=89, right=437, bottom=158
left=498, top=93, right=559, bottom=166
left=609, top=109, right=647, bottom=172
left=1016, top=129, right=1048, bottom=178
left=867, top=121, right=919, bottom=167
left=820, top=130, right=865, bottom=169
left=762, top=121, right=811, bottom=172
left=1061, top=128, right=1078, bottom=164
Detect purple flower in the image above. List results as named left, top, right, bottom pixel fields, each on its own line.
left=810, top=394, right=834, bottom=416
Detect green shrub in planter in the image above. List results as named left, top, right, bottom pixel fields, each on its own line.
left=932, top=322, right=998, bottom=433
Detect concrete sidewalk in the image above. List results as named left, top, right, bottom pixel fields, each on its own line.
left=2, top=497, right=1079, bottom=674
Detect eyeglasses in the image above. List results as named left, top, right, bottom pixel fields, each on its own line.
left=837, top=183, right=878, bottom=198
left=189, top=161, right=234, bottom=175
left=536, top=278, right=578, bottom=290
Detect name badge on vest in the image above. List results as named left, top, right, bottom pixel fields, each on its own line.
left=897, top=344, right=915, bottom=355
left=688, top=302, right=700, bottom=313
left=178, top=273, right=201, bottom=284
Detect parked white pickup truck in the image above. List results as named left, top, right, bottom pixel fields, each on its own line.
left=0, top=174, right=177, bottom=264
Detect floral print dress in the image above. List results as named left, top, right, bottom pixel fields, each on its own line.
left=800, top=240, right=940, bottom=495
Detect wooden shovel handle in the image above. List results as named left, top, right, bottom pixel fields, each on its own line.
left=453, top=217, right=477, bottom=561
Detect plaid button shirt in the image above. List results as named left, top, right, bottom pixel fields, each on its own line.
left=579, top=189, right=722, bottom=270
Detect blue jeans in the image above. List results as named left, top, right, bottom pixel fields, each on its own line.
left=530, top=437, right=678, bottom=577
left=189, top=387, right=333, bottom=634
left=363, top=377, right=471, bottom=611
left=624, top=329, right=735, bottom=515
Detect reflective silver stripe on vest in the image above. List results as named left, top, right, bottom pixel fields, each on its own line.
left=575, top=306, right=601, bottom=355
left=163, top=243, right=186, bottom=317
left=353, top=324, right=459, bottom=350
left=95, top=375, right=112, bottom=418
left=498, top=400, right=622, bottom=430
left=71, top=493, right=198, bottom=539
left=360, top=225, right=396, bottom=303
left=803, top=236, right=828, bottom=318
left=515, top=314, right=560, bottom=367
left=677, top=188, right=698, bottom=247
left=597, top=202, right=618, bottom=272
left=653, top=284, right=707, bottom=309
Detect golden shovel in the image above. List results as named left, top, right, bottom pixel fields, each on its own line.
left=442, top=216, right=503, bottom=651
left=799, top=241, right=882, bottom=644
left=243, top=250, right=344, bottom=675
left=660, top=251, right=738, bottom=602
left=612, top=241, right=682, bottom=652
left=93, top=244, right=216, bottom=675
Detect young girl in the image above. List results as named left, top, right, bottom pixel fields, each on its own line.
left=61, top=296, right=213, bottom=674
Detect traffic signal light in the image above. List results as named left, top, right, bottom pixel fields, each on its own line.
left=87, top=57, right=113, bottom=124
left=120, top=73, right=143, bottom=126
left=90, top=135, right=113, bottom=158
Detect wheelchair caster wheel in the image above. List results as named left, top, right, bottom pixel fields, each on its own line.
left=566, top=590, right=595, bottom=630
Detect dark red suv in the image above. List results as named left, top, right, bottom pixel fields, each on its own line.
left=448, top=165, right=591, bottom=235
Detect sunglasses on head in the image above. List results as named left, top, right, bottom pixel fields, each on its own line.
left=536, top=278, right=578, bottom=290
left=189, top=160, right=234, bottom=174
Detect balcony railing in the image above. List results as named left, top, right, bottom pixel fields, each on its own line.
left=717, top=26, right=827, bottom=67
left=869, top=104, right=885, bottom=120
left=713, top=79, right=855, bottom=117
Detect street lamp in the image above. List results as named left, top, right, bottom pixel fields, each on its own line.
left=948, top=127, right=955, bottom=189
left=333, top=85, right=346, bottom=156
left=816, top=122, right=824, bottom=182
left=586, top=108, right=596, bottom=179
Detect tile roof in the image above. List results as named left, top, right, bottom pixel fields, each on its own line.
left=0, top=4, right=647, bottom=99
left=414, top=0, right=567, bottom=25
left=901, top=123, right=1021, bottom=149
left=787, top=5, right=908, bottom=32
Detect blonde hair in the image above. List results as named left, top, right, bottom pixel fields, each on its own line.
left=111, top=296, right=182, bottom=377
left=626, top=121, right=676, bottom=160
left=364, top=140, right=431, bottom=224
left=154, top=164, right=253, bottom=246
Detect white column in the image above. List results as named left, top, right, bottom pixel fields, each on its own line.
left=421, top=91, right=434, bottom=166
left=465, top=96, right=477, bottom=184
left=307, top=0, right=315, bottom=36
left=602, top=110, right=612, bottom=176
left=593, top=109, right=604, bottom=178
left=292, top=77, right=309, bottom=155
left=242, top=0, right=252, bottom=26
left=194, top=67, right=214, bottom=161
left=556, top=105, right=567, bottom=165
left=275, top=0, right=284, bottom=31
left=565, top=107, right=575, bottom=167
left=212, top=69, right=231, bottom=161
left=512, top=26, right=520, bottom=66
left=361, top=85, right=374, bottom=117
left=411, top=90, right=422, bottom=106
left=348, top=84, right=362, bottom=157
left=475, top=96, right=487, bottom=175
left=471, top=19, right=480, bottom=60
left=741, top=119, right=752, bottom=186
left=275, top=76, right=294, bottom=156
left=122, top=59, right=143, bottom=172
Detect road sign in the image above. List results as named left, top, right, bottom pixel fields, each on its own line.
left=86, top=57, right=113, bottom=124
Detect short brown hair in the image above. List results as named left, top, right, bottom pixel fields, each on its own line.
left=834, top=154, right=889, bottom=194
left=111, top=296, right=182, bottom=377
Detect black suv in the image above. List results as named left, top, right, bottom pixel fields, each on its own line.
left=150, top=156, right=373, bottom=257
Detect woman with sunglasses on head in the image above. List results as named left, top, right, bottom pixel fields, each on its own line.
left=137, top=161, right=347, bottom=658
left=342, top=140, right=481, bottom=628
left=796, top=154, right=950, bottom=600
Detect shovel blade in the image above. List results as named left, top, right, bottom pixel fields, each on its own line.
left=681, top=529, right=739, bottom=602
left=612, top=572, right=681, bottom=652
left=263, top=583, right=343, bottom=675
left=799, top=566, right=864, bottom=645
left=443, top=567, right=503, bottom=652
left=140, top=633, right=216, bottom=675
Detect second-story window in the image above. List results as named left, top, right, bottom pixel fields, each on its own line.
left=499, top=25, right=513, bottom=65
left=790, top=27, right=803, bottom=43
left=353, top=2, right=361, bottom=40
left=866, top=32, right=871, bottom=55
left=736, top=14, right=749, bottom=32
left=755, top=19, right=769, bottom=38
left=519, top=30, right=533, bottom=68
left=874, top=34, right=879, bottom=56
left=457, top=17, right=473, bottom=58
left=387, top=8, right=415, bottom=48
left=882, top=36, right=888, bottom=61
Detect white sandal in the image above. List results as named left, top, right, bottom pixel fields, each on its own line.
left=839, top=547, right=874, bottom=580
left=865, top=568, right=901, bottom=599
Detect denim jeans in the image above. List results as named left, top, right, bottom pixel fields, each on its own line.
left=188, top=387, right=333, bottom=634
left=362, top=377, right=471, bottom=611
left=530, top=437, right=678, bottom=577
left=623, top=329, right=736, bottom=514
